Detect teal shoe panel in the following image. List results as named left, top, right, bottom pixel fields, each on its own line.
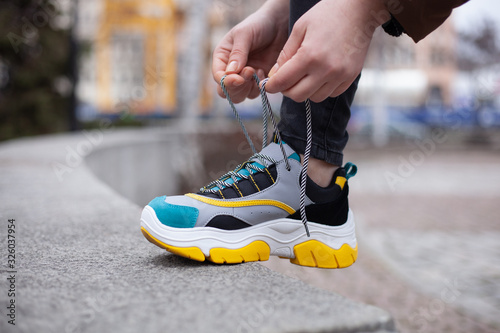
left=148, top=196, right=199, bottom=228
left=288, top=152, right=300, bottom=162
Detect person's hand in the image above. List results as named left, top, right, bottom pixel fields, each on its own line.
left=265, top=0, right=389, bottom=103
left=212, top=0, right=289, bottom=103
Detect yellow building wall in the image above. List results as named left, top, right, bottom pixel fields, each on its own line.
left=96, top=0, right=177, bottom=114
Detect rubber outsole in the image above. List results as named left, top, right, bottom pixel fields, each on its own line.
left=141, top=227, right=357, bottom=268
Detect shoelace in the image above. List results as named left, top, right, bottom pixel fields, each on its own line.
left=202, top=74, right=313, bottom=237
left=202, top=152, right=278, bottom=193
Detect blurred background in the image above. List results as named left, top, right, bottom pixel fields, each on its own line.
left=0, top=0, right=499, bottom=142
left=1, top=1, right=499, bottom=332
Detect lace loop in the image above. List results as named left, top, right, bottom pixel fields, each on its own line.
left=220, top=75, right=257, bottom=155
left=259, top=78, right=291, bottom=171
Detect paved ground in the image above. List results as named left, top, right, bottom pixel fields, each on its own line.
left=2, top=124, right=499, bottom=333
left=0, top=129, right=395, bottom=333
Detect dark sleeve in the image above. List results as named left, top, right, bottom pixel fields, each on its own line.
left=385, top=0, right=469, bottom=42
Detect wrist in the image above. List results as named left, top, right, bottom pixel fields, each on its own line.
left=259, top=0, right=290, bottom=26
left=348, top=0, right=391, bottom=27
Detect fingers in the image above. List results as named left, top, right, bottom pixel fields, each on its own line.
left=216, top=67, right=260, bottom=104
left=212, top=40, right=232, bottom=83
left=279, top=75, right=316, bottom=103
left=271, top=69, right=355, bottom=103
left=212, top=27, right=262, bottom=103
left=329, top=80, right=353, bottom=99
left=309, top=82, right=344, bottom=103
left=212, top=27, right=251, bottom=83
left=265, top=43, right=358, bottom=102
left=226, top=28, right=252, bottom=74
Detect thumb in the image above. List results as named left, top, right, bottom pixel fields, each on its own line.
left=266, top=25, right=305, bottom=93
left=268, top=25, right=304, bottom=78
left=226, top=32, right=252, bottom=74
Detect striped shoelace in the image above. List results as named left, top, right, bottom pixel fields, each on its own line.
left=200, top=74, right=313, bottom=237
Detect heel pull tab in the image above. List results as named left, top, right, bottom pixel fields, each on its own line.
left=344, top=162, right=358, bottom=180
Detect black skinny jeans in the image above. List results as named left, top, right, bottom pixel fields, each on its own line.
left=278, top=0, right=360, bottom=166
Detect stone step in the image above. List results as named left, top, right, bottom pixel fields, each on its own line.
left=0, top=128, right=396, bottom=333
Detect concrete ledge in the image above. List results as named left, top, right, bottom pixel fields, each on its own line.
left=0, top=127, right=396, bottom=333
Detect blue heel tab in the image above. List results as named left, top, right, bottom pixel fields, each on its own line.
left=344, top=162, right=357, bottom=180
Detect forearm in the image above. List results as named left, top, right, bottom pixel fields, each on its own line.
left=257, top=0, right=290, bottom=29
left=323, top=0, right=390, bottom=40
left=355, top=0, right=391, bottom=25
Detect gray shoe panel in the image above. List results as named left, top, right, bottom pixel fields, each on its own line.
left=161, top=142, right=314, bottom=228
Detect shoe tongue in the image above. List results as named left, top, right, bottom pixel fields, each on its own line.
left=253, top=140, right=297, bottom=164
left=221, top=141, right=294, bottom=187
left=205, top=141, right=296, bottom=192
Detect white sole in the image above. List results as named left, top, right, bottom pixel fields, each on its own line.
left=140, top=205, right=358, bottom=268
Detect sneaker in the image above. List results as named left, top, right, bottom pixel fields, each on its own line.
left=140, top=138, right=358, bottom=269
left=141, top=74, right=358, bottom=268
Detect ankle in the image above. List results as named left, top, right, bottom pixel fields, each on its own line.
left=300, top=155, right=339, bottom=188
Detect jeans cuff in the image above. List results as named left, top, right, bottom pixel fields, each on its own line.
left=281, top=133, right=344, bottom=166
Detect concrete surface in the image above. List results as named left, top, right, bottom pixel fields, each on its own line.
left=0, top=126, right=396, bottom=333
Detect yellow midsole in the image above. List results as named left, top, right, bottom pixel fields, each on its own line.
left=290, top=240, right=358, bottom=269
left=141, top=227, right=357, bottom=268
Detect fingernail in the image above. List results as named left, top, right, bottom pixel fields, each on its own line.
left=268, top=63, right=279, bottom=77
left=226, top=61, right=238, bottom=73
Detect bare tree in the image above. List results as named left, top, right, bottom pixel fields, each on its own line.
left=457, top=19, right=500, bottom=71
left=456, top=19, right=500, bottom=141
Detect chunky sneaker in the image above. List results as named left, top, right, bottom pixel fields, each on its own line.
left=140, top=138, right=358, bottom=268
left=141, top=74, right=358, bottom=268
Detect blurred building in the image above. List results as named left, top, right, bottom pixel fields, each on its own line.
left=75, top=0, right=264, bottom=119
left=358, top=19, right=458, bottom=108
left=76, top=1, right=461, bottom=119
left=76, top=0, right=177, bottom=117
